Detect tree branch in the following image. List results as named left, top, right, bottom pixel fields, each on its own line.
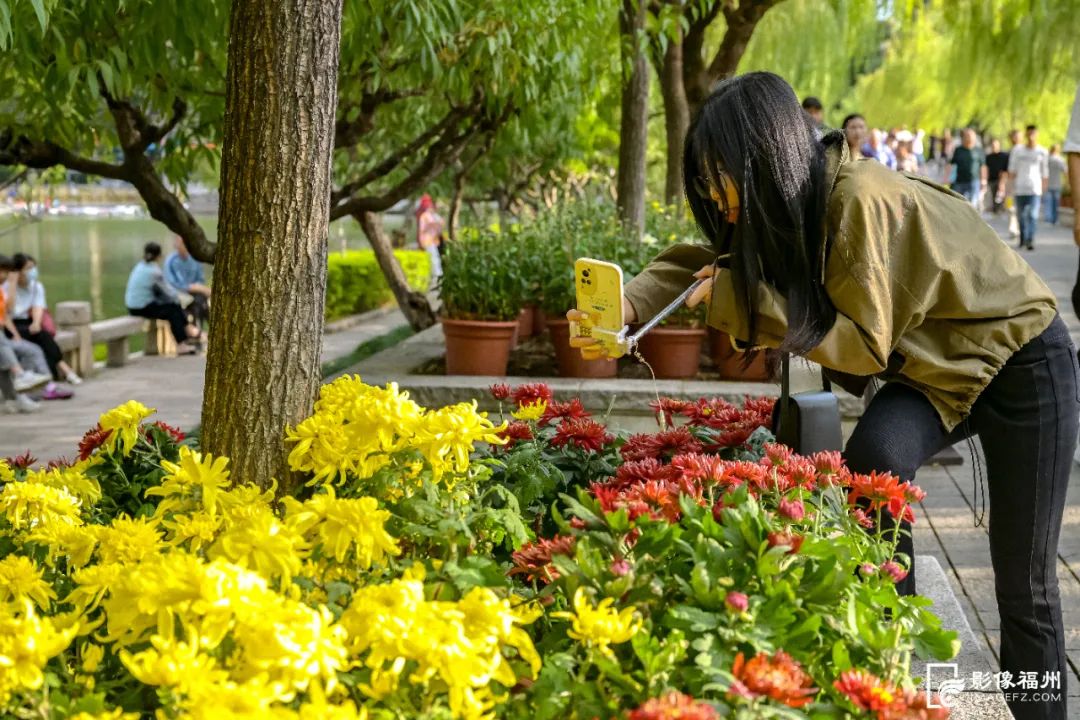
left=0, top=131, right=129, bottom=180
left=334, top=86, right=428, bottom=148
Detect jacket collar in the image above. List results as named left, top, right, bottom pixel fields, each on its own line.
left=818, top=138, right=849, bottom=281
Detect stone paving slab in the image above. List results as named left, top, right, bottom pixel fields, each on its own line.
left=0, top=309, right=406, bottom=461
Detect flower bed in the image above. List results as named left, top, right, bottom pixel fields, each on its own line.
left=0, top=379, right=958, bottom=720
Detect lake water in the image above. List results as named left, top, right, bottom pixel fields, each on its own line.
left=0, top=215, right=374, bottom=322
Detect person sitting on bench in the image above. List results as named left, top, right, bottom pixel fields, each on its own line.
left=125, top=242, right=203, bottom=355
left=164, top=235, right=211, bottom=328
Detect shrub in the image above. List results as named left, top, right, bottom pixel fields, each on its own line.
left=324, top=249, right=430, bottom=321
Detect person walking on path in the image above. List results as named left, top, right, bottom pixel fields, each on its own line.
left=945, top=127, right=986, bottom=208
left=861, top=127, right=896, bottom=169
left=1006, top=128, right=1023, bottom=238
left=841, top=114, right=867, bottom=159
left=985, top=138, right=1010, bottom=214
left=1008, top=125, right=1049, bottom=250
left=574, top=72, right=1075, bottom=720
left=415, top=194, right=445, bottom=284
left=1045, top=144, right=1066, bottom=225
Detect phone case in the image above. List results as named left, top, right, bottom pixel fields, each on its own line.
left=573, top=258, right=625, bottom=357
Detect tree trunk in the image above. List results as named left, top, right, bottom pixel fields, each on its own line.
left=616, top=0, right=650, bottom=237
left=448, top=171, right=466, bottom=243
left=659, top=31, right=690, bottom=208
left=201, top=0, right=343, bottom=489
left=355, top=211, right=437, bottom=330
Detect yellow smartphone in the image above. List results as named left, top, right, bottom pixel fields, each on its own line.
left=572, top=258, right=626, bottom=358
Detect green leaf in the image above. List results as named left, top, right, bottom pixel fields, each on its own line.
left=29, top=0, right=47, bottom=33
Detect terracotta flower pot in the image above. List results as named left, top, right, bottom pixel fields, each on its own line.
left=513, top=306, right=537, bottom=347
left=546, top=319, right=618, bottom=378
left=534, top=308, right=548, bottom=336
left=709, top=327, right=770, bottom=381
left=637, top=326, right=706, bottom=379
left=442, top=317, right=518, bottom=376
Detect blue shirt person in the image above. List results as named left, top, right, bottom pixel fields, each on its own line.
left=164, top=236, right=208, bottom=293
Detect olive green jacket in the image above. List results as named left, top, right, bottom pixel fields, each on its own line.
left=624, top=141, right=1057, bottom=431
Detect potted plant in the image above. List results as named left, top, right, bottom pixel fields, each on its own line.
left=439, top=233, right=523, bottom=375
left=513, top=230, right=545, bottom=344
left=709, top=328, right=772, bottom=381
left=636, top=303, right=706, bottom=379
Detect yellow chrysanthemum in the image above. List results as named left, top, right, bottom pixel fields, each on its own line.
left=553, top=588, right=641, bottom=657
left=27, top=522, right=98, bottom=569
left=411, top=401, right=506, bottom=479
left=120, top=632, right=228, bottom=692
left=94, top=516, right=164, bottom=565
left=24, top=465, right=102, bottom=506
left=163, top=509, right=223, bottom=551
left=340, top=578, right=540, bottom=719
left=81, top=642, right=105, bottom=672
left=209, top=504, right=309, bottom=582
left=0, top=600, right=78, bottom=703
left=150, top=446, right=231, bottom=516
left=283, top=489, right=399, bottom=566
left=98, top=400, right=155, bottom=456
left=512, top=399, right=548, bottom=422
left=0, top=481, right=82, bottom=531
left=68, top=709, right=139, bottom=720
left=0, top=554, right=56, bottom=608
left=0, top=458, right=13, bottom=483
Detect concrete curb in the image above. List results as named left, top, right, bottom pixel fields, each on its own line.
left=324, top=306, right=398, bottom=335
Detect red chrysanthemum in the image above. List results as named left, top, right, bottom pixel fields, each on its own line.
left=810, top=450, right=851, bottom=485
left=778, top=498, right=805, bottom=522
left=489, top=383, right=512, bottom=400
left=650, top=398, right=692, bottom=428
left=628, top=692, right=719, bottom=720
left=539, top=398, right=590, bottom=427
left=848, top=471, right=924, bottom=524
left=612, top=457, right=678, bottom=490
left=551, top=418, right=613, bottom=452
left=147, top=421, right=185, bottom=443
left=718, top=461, right=770, bottom=492
left=762, top=443, right=794, bottom=468
left=5, top=451, right=36, bottom=469
left=511, top=383, right=553, bottom=407
left=682, top=398, right=739, bottom=429
left=781, top=457, right=821, bottom=490
left=725, top=591, right=749, bottom=612
left=621, top=427, right=703, bottom=462
left=834, top=670, right=900, bottom=712
left=851, top=507, right=875, bottom=529
left=743, top=396, right=777, bottom=418
left=880, top=560, right=909, bottom=583
left=78, top=424, right=112, bottom=460
left=496, top=421, right=534, bottom=448
left=508, top=535, right=576, bottom=583
left=670, top=452, right=726, bottom=484
left=878, top=691, right=951, bottom=720
left=767, top=530, right=804, bottom=554
left=46, top=457, right=73, bottom=470
left=728, top=650, right=817, bottom=708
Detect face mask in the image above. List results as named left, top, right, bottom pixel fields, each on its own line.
left=26, top=267, right=38, bottom=283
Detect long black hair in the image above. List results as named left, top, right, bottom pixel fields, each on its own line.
left=683, top=71, right=836, bottom=354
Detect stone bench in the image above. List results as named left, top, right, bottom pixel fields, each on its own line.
left=53, top=301, right=178, bottom=376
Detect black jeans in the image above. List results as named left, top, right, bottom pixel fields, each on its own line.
left=844, top=315, right=1076, bottom=720
left=10, top=318, right=64, bottom=380
left=129, top=302, right=188, bottom=344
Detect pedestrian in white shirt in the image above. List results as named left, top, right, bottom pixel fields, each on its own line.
left=1007, top=125, right=1049, bottom=250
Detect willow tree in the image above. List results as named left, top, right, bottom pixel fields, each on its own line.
left=850, top=1, right=1080, bottom=138
left=328, top=0, right=608, bottom=329
left=0, top=0, right=226, bottom=261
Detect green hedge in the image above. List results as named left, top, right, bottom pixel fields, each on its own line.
left=325, top=249, right=430, bottom=321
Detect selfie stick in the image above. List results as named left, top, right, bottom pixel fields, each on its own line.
left=618, top=278, right=707, bottom=355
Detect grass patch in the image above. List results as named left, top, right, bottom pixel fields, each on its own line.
left=321, top=323, right=415, bottom=379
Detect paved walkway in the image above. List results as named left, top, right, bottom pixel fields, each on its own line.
left=914, top=210, right=1080, bottom=717
left=0, top=308, right=407, bottom=461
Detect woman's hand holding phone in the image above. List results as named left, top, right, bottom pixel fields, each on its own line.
left=567, top=264, right=713, bottom=359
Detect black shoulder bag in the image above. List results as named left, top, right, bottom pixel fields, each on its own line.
left=771, top=353, right=844, bottom=454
